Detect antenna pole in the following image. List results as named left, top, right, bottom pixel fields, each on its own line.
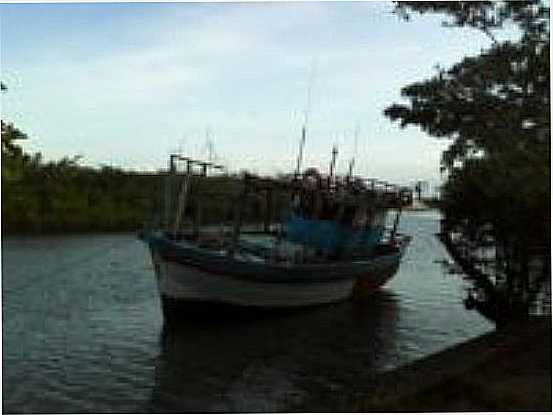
left=294, top=60, right=317, bottom=176
left=348, top=125, right=360, bottom=179
left=347, top=158, right=355, bottom=178
left=205, top=127, right=216, bottom=162
left=329, top=145, right=338, bottom=179
left=295, top=125, right=307, bottom=175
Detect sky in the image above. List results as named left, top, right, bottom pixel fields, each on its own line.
left=1, top=1, right=499, bottom=187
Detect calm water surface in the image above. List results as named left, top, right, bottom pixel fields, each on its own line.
left=2, top=211, right=494, bottom=413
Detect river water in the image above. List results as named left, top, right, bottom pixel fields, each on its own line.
left=2, top=210, right=494, bottom=413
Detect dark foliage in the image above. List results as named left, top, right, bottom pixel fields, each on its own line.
left=2, top=145, right=160, bottom=233
left=385, top=1, right=551, bottom=320
left=385, top=1, right=550, bottom=252
left=1, top=121, right=253, bottom=233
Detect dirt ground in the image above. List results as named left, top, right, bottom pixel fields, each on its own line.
left=355, top=318, right=551, bottom=412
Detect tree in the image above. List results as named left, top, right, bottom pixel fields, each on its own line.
left=385, top=0, right=549, bottom=230
left=1, top=84, right=28, bottom=160
left=385, top=1, right=550, bottom=318
left=387, top=1, right=549, bottom=173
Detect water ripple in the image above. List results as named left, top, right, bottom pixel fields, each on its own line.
left=3, top=216, right=494, bottom=413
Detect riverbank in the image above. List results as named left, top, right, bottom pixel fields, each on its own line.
left=355, top=318, right=551, bottom=412
left=2, top=224, right=143, bottom=236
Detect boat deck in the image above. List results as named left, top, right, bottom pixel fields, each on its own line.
left=160, top=230, right=408, bottom=266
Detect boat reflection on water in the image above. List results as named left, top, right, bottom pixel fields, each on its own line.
left=147, top=291, right=399, bottom=413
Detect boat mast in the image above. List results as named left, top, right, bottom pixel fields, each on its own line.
left=329, top=145, right=339, bottom=179
left=347, top=125, right=360, bottom=179
left=173, top=159, right=192, bottom=238
left=168, top=156, right=225, bottom=239
left=164, top=154, right=177, bottom=231
left=295, top=61, right=317, bottom=176
left=205, top=126, right=216, bottom=162
left=295, top=125, right=307, bottom=176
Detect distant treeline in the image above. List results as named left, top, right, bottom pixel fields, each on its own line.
left=1, top=121, right=276, bottom=234
left=2, top=123, right=159, bottom=233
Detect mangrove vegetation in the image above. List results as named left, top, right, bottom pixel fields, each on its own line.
left=386, top=1, right=550, bottom=320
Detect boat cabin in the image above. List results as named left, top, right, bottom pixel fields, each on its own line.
left=153, top=155, right=412, bottom=261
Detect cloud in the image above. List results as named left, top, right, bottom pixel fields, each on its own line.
left=2, top=2, right=494, bottom=182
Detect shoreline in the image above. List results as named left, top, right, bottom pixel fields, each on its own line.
left=354, top=318, right=551, bottom=412
left=1, top=209, right=440, bottom=237
left=1, top=228, right=141, bottom=238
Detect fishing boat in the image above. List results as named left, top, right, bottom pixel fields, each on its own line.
left=140, top=154, right=412, bottom=319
